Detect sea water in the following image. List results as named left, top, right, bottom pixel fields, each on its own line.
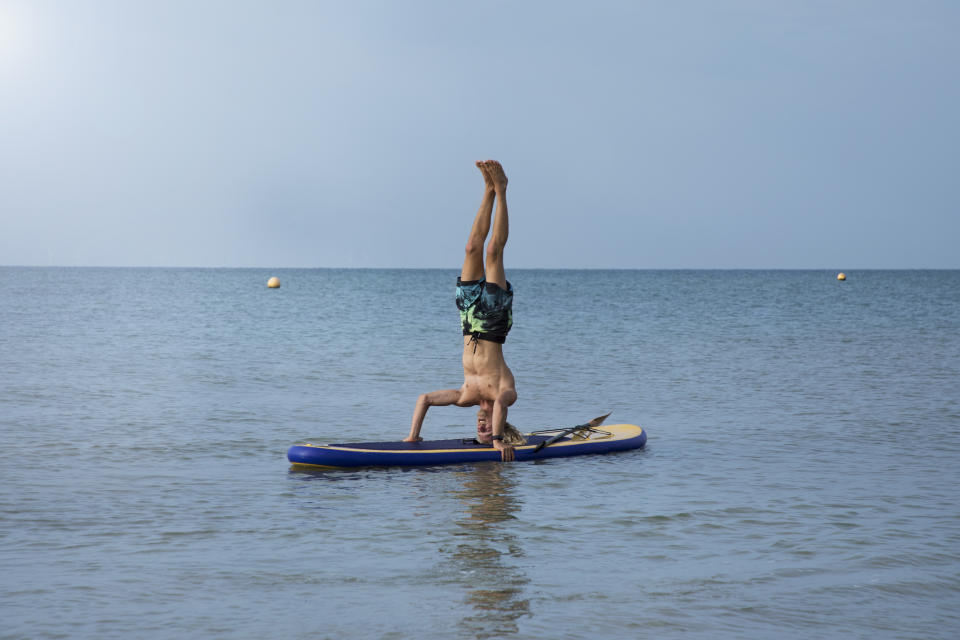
left=1, top=268, right=958, bottom=639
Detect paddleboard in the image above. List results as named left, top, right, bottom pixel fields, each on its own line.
left=287, top=423, right=646, bottom=469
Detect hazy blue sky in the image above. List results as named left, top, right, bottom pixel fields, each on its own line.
left=1, top=1, right=957, bottom=268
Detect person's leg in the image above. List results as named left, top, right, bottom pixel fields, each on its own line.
left=461, top=162, right=497, bottom=281
left=483, top=161, right=509, bottom=289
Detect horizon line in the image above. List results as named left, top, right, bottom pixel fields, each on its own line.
left=3, top=265, right=958, bottom=271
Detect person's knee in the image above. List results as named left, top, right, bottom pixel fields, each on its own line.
left=485, top=242, right=504, bottom=261
left=465, top=238, right=484, bottom=257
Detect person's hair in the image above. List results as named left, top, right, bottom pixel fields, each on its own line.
left=502, top=422, right=527, bottom=445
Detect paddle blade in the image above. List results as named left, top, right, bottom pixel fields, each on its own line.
left=588, top=412, right=612, bottom=428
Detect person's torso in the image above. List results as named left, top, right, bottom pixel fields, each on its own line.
left=460, top=338, right=515, bottom=402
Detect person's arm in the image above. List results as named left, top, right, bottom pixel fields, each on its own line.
left=405, top=389, right=463, bottom=442
left=489, top=389, right=518, bottom=461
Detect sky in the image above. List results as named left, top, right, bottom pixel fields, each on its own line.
left=0, top=0, right=957, bottom=268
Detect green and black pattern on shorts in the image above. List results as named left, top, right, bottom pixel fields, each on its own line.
left=456, top=277, right=513, bottom=343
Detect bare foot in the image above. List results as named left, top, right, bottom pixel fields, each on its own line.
left=484, top=160, right=508, bottom=192
left=476, top=160, right=495, bottom=190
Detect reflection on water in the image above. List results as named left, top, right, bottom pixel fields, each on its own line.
left=448, top=464, right=530, bottom=639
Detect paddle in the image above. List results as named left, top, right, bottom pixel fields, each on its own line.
left=533, top=412, right=611, bottom=452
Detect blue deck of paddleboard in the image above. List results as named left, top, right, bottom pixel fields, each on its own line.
left=332, top=435, right=557, bottom=450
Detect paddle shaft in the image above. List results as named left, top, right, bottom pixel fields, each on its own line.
left=533, top=422, right=590, bottom=452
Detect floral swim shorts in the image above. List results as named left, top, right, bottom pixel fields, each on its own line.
left=456, top=277, right=513, bottom=344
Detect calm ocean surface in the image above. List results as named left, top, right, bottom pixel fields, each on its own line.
left=1, top=267, right=958, bottom=639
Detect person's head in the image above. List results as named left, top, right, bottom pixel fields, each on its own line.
left=476, top=408, right=492, bottom=443
left=476, top=407, right=527, bottom=446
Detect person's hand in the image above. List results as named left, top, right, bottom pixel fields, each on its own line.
left=493, top=439, right=515, bottom=462
left=403, top=436, right=423, bottom=443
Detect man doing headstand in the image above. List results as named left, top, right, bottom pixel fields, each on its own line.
left=404, top=160, right=518, bottom=461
